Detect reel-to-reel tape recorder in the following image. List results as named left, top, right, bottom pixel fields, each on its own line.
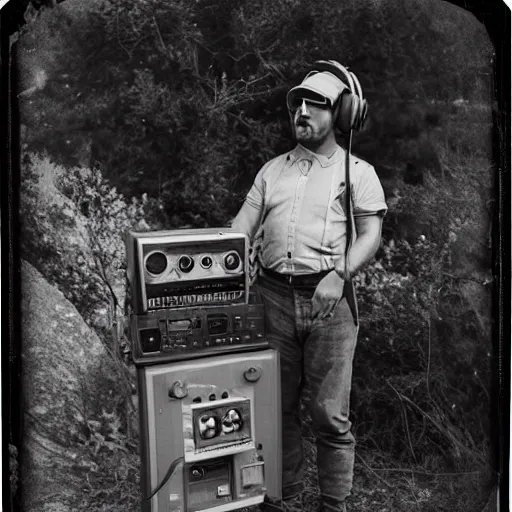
left=126, top=229, right=249, bottom=315
left=126, top=228, right=282, bottom=512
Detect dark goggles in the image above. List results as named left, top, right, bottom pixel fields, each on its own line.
left=286, top=89, right=332, bottom=111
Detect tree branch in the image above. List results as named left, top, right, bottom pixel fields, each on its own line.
left=255, top=48, right=285, bottom=81
left=116, top=2, right=132, bottom=59
left=355, top=453, right=393, bottom=488
left=152, top=16, right=166, bottom=52
left=440, top=272, right=493, bottom=285
left=189, top=36, right=275, bottom=64
left=367, top=467, right=482, bottom=477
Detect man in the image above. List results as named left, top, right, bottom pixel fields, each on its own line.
left=232, top=61, right=387, bottom=512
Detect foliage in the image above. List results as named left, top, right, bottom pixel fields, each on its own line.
left=352, top=235, right=492, bottom=465
left=348, top=104, right=493, bottom=475
left=69, top=357, right=140, bottom=512
left=300, top=436, right=494, bottom=512
left=17, top=0, right=492, bottom=225
left=19, top=153, right=147, bottom=328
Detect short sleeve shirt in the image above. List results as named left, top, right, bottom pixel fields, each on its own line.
left=242, top=144, right=387, bottom=274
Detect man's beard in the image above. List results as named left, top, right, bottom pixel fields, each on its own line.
left=294, top=120, right=314, bottom=140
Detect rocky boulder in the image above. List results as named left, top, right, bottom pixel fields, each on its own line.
left=20, top=153, right=143, bottom=333
left=20, top=260, right=136, bottom=512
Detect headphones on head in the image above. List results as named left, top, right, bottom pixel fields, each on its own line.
left=304, top=60, right=368, bottom=134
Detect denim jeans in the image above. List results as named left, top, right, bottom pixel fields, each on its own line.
left=255, top=273, right=358, bottom=511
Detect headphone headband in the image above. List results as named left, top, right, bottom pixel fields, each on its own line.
left=312, top=61, right=355, bottom=96
left=309, top=60, right=368, bottom=133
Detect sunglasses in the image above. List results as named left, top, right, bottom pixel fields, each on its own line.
left=287, top=89, right=332, bottom=111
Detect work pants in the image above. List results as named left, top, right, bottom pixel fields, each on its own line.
left=256, top=273, right=358, bottom=511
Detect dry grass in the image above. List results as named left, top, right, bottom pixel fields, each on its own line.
left=300, top=434, right=495, bottom=512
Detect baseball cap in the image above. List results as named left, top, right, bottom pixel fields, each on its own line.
left=287, top=70, right=348, bottom=111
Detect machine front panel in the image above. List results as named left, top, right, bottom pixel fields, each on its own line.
left=139, top=349, right=281, bottom=512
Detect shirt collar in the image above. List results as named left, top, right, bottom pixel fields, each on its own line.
left=287, top=143, right=343, bottom=168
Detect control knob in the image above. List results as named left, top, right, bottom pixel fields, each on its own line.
left=243, top=366, right=262, bottom=382
left=168, top=380, right=188, bottom=399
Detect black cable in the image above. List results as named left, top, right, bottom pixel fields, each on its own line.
left=343, top=129, right=359, bottom=327
left=141, top=456, right=185, bottom=504
left=344, top=129, right=355, bottom=268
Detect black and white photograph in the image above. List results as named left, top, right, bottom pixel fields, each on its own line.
left=2, top=0, right=508, bottom=511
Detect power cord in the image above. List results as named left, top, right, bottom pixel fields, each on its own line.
left=343, top=129, right=359, bottom=327
left=141, top=456, right=185, bottom=504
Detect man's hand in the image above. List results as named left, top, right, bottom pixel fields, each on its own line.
left=310, top=215, right=382, bottom=321
left=311, top=270, right=345, bottom=321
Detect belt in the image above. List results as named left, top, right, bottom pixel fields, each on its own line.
left=261, top=268, right=331, bottom=287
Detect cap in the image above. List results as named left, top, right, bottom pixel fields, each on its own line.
left=287, top=71, right=348, bottom=110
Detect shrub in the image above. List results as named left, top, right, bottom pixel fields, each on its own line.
left=352, top=233, right=491, bottom=469
left=20, top=153, right=148, bottom=331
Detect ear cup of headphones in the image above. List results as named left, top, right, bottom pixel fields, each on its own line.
left=337, top=92, right=357, bottom=134
left=354, top=99, right=368, bottom=131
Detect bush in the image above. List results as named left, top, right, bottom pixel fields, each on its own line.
left=352, top=229, right=491, bottom=469
left=20, top=153, right=148, bottom=330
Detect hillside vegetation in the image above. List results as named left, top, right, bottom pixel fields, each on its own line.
left=15, top=0, right=496, bottom=510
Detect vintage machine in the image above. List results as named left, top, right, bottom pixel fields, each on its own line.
left=138, top=350, right=281, bottom=512
left=126, top=229, right=250, bottom=315
left=130, top=302, right=267, bottom=365
left=127, top=228, right=267, bottom=367
left=126, top=228, right=282, bottom=512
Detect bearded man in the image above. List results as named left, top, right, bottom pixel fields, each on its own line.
left=232, top=61, right=387, bottom=512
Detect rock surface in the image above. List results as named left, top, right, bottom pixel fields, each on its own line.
left=20, top=260, right=111, bottom=512
left=21, top=153, right=130, bottom=331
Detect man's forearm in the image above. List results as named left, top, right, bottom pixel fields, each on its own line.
left=341, top=234, right=380, bottom=278
left=335, top=215, right=383, bottom=279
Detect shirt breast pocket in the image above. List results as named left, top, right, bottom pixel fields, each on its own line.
left=331, top=183, right=348, bottom=222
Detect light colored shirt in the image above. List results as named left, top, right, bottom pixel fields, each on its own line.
left=232, top=144, right=387, bottom=275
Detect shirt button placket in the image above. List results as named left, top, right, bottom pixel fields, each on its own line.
left=287, top=170, right=308, bottom=272
left=288, top=186, right=299, bottom=271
